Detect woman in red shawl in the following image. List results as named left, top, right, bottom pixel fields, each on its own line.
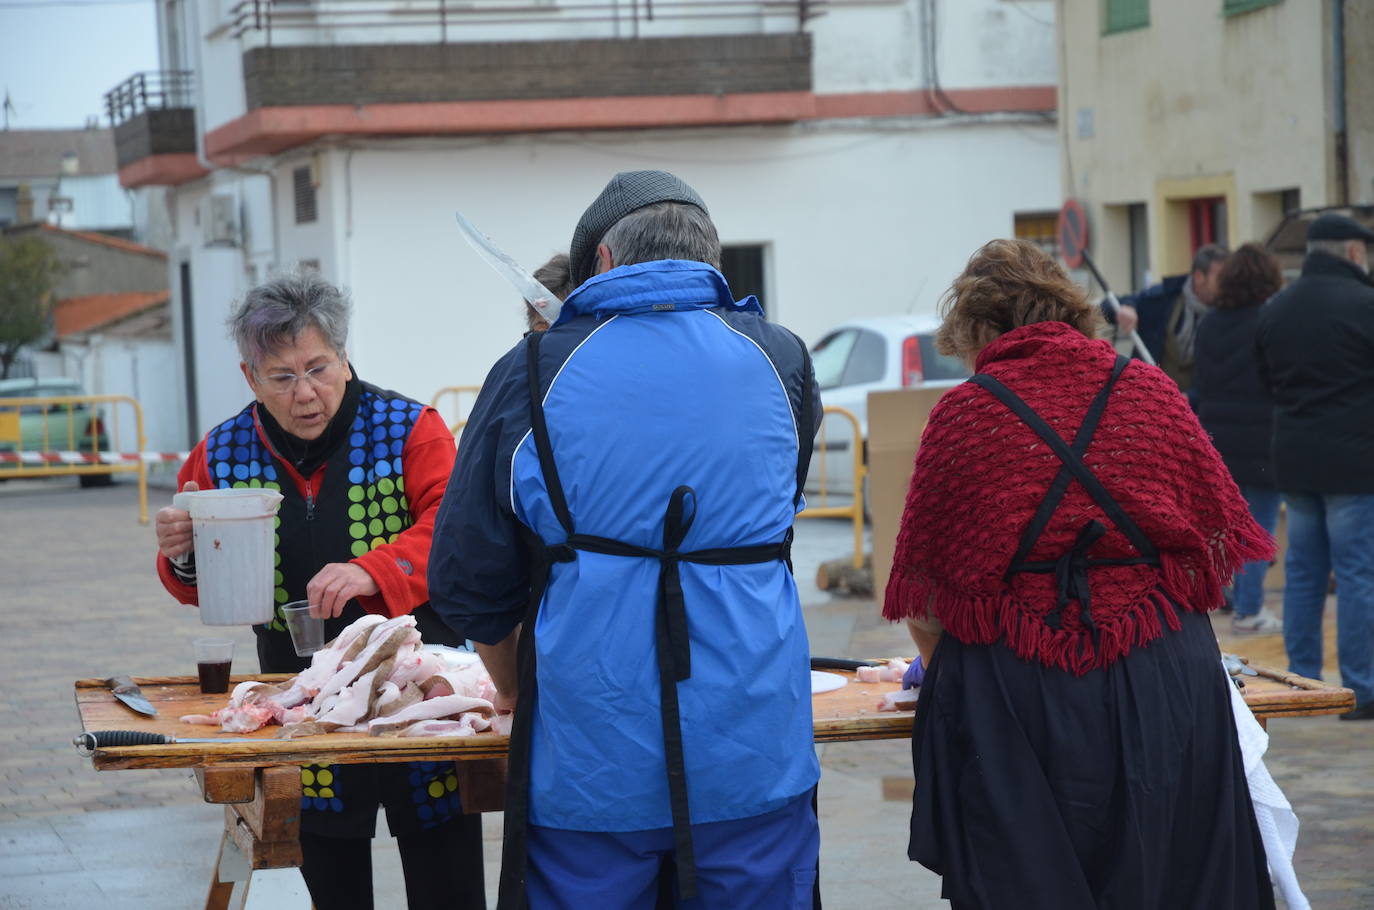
left=884, top=240, right=1277, bottom=910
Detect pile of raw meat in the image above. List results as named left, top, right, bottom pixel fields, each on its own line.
left=180, top=614, right=507, bottom=738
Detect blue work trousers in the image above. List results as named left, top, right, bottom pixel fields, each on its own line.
left=1281, top=492, right=1374, bottom=706
left=525, top=788, right=819, bottom=909
left=1232, top=485, right=1281, bottom=618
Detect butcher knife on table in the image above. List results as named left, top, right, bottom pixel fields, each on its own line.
left=104, top=675, right=157, bottom=717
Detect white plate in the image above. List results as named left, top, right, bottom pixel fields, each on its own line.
left=810, top=670, right=848, bottom=694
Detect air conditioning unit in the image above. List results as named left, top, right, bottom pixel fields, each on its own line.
left=200, top=194, right=239, bottom=247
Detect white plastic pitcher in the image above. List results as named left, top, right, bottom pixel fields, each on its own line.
left=172, top=488, right=284, bottom=626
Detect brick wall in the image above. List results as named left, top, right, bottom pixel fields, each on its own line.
left=113, top=109, right=197, bottom=169
left=242, top=34, right=812, bottom=108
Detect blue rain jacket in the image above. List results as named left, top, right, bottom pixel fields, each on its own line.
left=430, top=260, right=821, bottom=832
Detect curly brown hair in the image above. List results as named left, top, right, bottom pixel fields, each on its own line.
left=1212, top=243, right=1283, bottom=311
left=936, top=239, right=1104, bottom=361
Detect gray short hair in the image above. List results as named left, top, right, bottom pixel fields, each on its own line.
left=1191, top=243, right=1230, bottom=276
left=229, top=268, right=351, bottom=370
left=1306, top=238, right=1357, bottom=259
left=600, top=202, right=721, bottom=270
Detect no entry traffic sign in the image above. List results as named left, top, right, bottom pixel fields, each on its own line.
left=1057, top=198, right=1088, bottom=269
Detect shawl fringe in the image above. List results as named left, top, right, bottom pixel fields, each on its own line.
left=885, top=521, right=1274, bottom=676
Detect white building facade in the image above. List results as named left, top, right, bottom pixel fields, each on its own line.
left=112, top=0, right=1060, bottom=444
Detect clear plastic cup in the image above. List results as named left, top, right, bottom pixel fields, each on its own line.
left=282, top=601, right=325, bottom=656
left=194, top=638, right=234, bottom=694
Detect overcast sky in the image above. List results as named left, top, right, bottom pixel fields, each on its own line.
left=0, top=0, right=159, bottom=130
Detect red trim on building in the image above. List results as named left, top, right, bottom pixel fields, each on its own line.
left=203, top=85, right=1054, bottom=162
left=117, top=153, right=210, bottom=189
left=205, top=92, right=819, bottom=160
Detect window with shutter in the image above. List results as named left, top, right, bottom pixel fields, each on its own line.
left=293, top=166, right=317, bottom=224
left=1102, top=0, right=1148, bottom=34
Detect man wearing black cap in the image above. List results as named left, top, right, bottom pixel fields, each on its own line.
left=1256, top=211, right=1374, bottom=721
left=430, top=171, right=823, bottom=906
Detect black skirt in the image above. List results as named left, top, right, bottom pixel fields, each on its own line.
left=908, top=608, right=1276, bottom=910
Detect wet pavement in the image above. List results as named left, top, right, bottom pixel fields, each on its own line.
left=1, top=477, right=1370, bottom=908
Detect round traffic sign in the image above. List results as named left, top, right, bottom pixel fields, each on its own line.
left=1057, top=199, right=1088, bottom=269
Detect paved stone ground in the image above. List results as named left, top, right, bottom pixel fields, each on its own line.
left=2, top=478, right=1370, bottom=908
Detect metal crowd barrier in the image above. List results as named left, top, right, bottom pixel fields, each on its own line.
left=430, top=385, right=483, bottom=438
left=797, top=405, right=866, bottom=570
left=0, top=394, right=152, bottom=524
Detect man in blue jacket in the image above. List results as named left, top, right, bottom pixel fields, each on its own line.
left=430, top=171, right=823, bottom=908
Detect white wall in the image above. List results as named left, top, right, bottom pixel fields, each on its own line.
left=325, top=120, right=1058, bottom=403
left=66, top=336, right=186, bottom=453
left=169, top=180, right=256, bottom=444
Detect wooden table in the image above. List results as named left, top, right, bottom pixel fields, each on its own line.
left=73, top=664, right=1353, bottom=908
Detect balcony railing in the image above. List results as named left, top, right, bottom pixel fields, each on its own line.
left=104, top=71, right=195, bottom=127
left=229, top=0, right=825, bottom=44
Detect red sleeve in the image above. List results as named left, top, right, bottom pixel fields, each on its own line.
left=353, top=407, right=457, bottom=618
left=155, top=437, right=215, bottom=606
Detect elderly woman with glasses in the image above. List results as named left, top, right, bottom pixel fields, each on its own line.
left=154, top=270, right=487, bottom=910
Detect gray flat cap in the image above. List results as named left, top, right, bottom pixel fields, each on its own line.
left=569, top=171, right=708, bottom=287
left=1307, top=212, right=1374, bottom=244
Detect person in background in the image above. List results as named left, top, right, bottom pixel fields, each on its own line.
left=153, top=270, right=486, bottom=909
left=1255, top=212, right=1374, bottom=722
left=886, top=239, right=1275, bottom=909
left=1104, top=243, right=1229, bottom=394
left=429, top=171, right=822, bottom=908
left=1194, top=243, right=1285, bottom=634
left=524, top=253, right=573, bottom=334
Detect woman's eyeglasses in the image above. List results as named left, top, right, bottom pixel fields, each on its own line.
left=260, top=360, right=338, bottom=395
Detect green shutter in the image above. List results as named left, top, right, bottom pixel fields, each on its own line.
left=1103, top=0, right=1149, bottom=34
left=1223, top=0, right=1282, bottom=16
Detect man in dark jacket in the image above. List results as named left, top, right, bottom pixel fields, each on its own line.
left=1103, top=244, right=1228, bottom=394
left=1255, top=212, right=1374, bottom=721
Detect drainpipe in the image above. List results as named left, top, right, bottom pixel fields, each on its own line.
left=187, top=0, right=279, bottom=266
left=1332, top=0, right=1349, bottom=205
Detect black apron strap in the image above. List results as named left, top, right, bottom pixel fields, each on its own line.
left=525, top=332, right=575, bottom=537
left=969, top=355, right=1157, bottom=562
left=1002, top=354, right=1136, bottom=571
left=792, top=330, right=815, bottom=509
left=496, top=527, right=558, bottom=910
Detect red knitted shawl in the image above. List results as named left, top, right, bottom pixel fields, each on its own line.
left=882, top=322, right=1274, bottom=674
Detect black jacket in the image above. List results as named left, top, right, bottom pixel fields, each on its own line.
left=1110, top=274, right=1187, bottom=368
left=1255, top=252, right=1374, bottom=494
left=1194, top=306, right=1275, bottom=488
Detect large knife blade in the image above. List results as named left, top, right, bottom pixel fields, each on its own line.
left=104, top=675, right=158, bottom=717
left=810, top=657, right=880, bottom=671
left=454, top=211, right=564, bottom=326
left=73, top=731, right=260, bottom=753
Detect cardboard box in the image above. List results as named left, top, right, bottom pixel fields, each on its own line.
left=867, top=385, right=959, bottom=601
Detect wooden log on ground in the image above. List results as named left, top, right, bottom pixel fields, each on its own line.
left=815, top=555, right=874, bottom=597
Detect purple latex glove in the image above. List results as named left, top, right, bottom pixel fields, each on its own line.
left=902, top=656, right=925, bottom=690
